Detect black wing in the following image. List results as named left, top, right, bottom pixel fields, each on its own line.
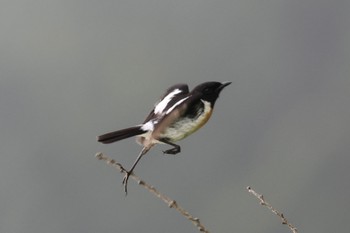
left=151, top=91, right=203, bottom=138
left=143, top=84, right=189, bottom=123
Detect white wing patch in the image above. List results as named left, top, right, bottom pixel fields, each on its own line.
left=165, top=96, right=190, bottom=114
left=140, top=121, right=154, bottom=131
left=154, top=88, right=182, bottom=114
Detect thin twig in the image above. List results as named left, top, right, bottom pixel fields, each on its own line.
left=247, top=186, right=298, bottom=233
left=96, top=152, right=210, bottom=233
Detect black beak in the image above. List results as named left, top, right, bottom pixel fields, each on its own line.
left=216, top=81, right=232, bottom=93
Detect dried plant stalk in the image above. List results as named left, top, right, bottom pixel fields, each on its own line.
left=96, top=152, right=210, bottom=233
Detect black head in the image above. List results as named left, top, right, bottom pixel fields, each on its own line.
left=192, top=81, right=231, bottom=105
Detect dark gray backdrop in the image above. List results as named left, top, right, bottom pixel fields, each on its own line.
left=1, top=1, right=349, bottom=233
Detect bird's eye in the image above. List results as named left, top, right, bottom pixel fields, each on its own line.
left=203, top=87, right=211, bottom=93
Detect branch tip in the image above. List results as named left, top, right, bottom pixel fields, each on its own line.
left=95, top=152, right=103, bottom=159
left=96, top=152, right=211, bottom=233
left=247, top=186, right=298, bottom=233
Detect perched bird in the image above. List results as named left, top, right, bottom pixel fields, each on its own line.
left=98, top=81, right=231, bottom=193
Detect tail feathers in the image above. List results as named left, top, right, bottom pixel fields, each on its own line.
left=97, top=126, right=146, bottom=144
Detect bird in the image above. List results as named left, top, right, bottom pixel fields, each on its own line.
left=97, top=81, right=231, bottom=194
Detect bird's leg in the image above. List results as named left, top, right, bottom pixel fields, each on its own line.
left=122, top=146, right=150, bottom=194
left=159, top=139, right=181, bottom=155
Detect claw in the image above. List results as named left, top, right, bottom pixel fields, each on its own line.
left=122, top=171, right=132, bottom=195
left=119, top=147, right=150, bottom=195
left=163, top=146, right=181, bottom=155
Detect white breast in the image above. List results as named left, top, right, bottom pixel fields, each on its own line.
left=161, top=100, right=212, bottom=142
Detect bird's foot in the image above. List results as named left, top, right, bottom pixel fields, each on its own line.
left=163, top=146, right=181, bottom=155
left=122, top=170, right=132, bottom=195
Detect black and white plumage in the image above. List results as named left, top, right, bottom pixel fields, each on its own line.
left=97, top=81, right=231, bottom=193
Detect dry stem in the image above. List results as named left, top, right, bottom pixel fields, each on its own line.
left=96, top=152, right=210, bottom=233
left=247, top=186, right=298, bottom=233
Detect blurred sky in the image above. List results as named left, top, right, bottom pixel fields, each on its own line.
left=1, top=1, right=350, bottom=233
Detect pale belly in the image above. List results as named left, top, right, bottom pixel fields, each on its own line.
left=161, top=101, right=212, bottom=142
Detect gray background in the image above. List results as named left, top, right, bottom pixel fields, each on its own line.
left=1, top=1, right=350, bottom=233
